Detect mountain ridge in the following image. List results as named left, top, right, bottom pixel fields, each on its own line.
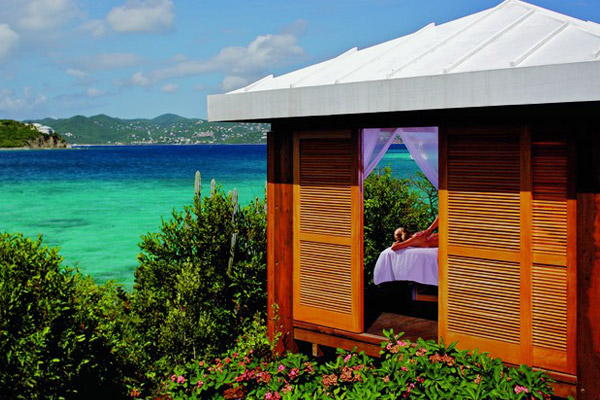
left=30, top=114, right=269, bottom=145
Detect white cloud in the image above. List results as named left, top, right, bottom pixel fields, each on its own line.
left=80, top=19, right=108, bottom=37
left=221, top=76, right=249, bottom=92
left=66, top=68, right=88, bottom=79
left=77, top=53, right=142, bottom=71
left=129, top=71, right=151, bottom=87
left=0, top=87, right=47, bottom=114
left=148, top=32, right=305, bottom=90
left=160, top=83, right=178, bottom=93
left=0, top=24, right=19, bottom=62
left=17, top=0, right=82, bottom=31
left=85, top=88, right=105, bottom=97
left=171, top=53, right=188, bottom=62
left=107, top=0, right=174, bottom=33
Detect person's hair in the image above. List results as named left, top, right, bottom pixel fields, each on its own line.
left=396, top=227, right=409, bottom=242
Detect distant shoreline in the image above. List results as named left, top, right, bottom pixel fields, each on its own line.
left=72, top=143, right=266, bottom=146
left=0, top=147, right=73, bottom=151
left=1, top=143, right=267, bottom=151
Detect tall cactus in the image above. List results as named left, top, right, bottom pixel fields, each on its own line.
left=194, top=171, right=201, bottom=198
left=227, top=188, right=239, bottom=275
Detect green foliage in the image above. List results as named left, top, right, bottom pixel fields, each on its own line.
left=363, top=167, right=437, bottom=285
left=129, top=187, right=267, bottom=391
left=0, top=120, right=44, bottom=147
left=0, top=233, right=134, bottom=399
left=164, top=329, right=553, bottom=400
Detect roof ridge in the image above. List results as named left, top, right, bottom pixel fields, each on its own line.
left=511, top=0, right=600, bottom=36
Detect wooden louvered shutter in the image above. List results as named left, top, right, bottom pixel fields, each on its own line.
left=293, top=130, right=363, bottom=333
left=440, top=125, right=576, bottom=373
left=530, top=129, right=576, bottom=373
left=439, top=126, right=526, bottom=365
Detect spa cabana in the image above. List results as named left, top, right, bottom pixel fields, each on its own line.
left=207, top=1, right=600, bottom=398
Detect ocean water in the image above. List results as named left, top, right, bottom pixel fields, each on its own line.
left=0, top=144, right=416, bottom=287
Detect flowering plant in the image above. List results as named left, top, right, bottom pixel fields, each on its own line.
left=164, top=328, right=553, bottom=400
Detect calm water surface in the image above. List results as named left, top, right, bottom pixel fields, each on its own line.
left=0, top=144, right=416, bottom=287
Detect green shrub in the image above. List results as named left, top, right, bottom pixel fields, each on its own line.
left=0, top=233, right=134, bottom=399
left=129, top=187, right=267, bottom=390
left=363, top=168, right=436, bottom=285
left=165, top=328, right=553, bottom=400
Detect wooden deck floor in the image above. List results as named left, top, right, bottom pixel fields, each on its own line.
left=366, top=312, right=438, bottom=342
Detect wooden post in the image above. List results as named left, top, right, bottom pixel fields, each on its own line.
left=267, top=129, right=297, bottom=354
left=312, top=343, right=324, bottom=357
left=210, top=179, right=216, bottom=197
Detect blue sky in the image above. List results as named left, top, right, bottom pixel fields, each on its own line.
left=1, top=0, right=598, bottom=120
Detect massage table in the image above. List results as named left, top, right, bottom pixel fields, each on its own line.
left=373, top=247, right=439, bottom=301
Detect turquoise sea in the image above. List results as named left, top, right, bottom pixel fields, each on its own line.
left=0, top=144, right=417, bottom=287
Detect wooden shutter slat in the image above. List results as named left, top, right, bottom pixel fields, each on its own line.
left=441, top=125, right=576, bottom=373
left=293, top=131, right=363, bottom=333
left=441, top=127, right=525, bottom=365
left=530, top=132, right=575, bottom=373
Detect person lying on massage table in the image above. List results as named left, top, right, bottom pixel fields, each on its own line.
left=391, top=216, right=438, bottom=251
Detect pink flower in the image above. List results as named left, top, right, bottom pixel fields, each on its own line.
left=289, top=367, right=300, bottom=380
left=514, top=385, right=529, bottom=395
left=344, top=354, right=352, bottom=363
left=277, top=364, right=285, bottom=373
left=170, top=374, right=177, bottom=382
left=265, top=392, right=273, bottom=400
left=176, top=376, right=185, bottom=384
left=197, top=380, right=203, bottom=389
left=397, top=340, right=408, bottom=347
left=401, top=366, right=408, bottom=372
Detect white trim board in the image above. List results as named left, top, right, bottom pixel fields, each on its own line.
left=207, top=61, right=600, bottom=122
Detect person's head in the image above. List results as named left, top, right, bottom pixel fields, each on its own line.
left=394, top=227, right=409, bottom=242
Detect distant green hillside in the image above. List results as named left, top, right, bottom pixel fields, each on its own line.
left=30, top=114, right=269, bottom=145
left=0, top=120, right=68, bottom=149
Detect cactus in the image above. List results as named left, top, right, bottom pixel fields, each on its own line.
left=227, top=188, right=239, bottom=275
left=194, top=171, right=201, bottom=197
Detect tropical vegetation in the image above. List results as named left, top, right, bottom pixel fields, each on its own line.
left=0, top=171, right=552, bottom=399
left=0, top=119, right=67, bottom=148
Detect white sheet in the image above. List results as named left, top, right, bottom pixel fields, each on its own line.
left=373, top=247, right=438, bottom=286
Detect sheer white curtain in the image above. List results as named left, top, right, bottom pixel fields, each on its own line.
left=362, top=127, right=438, bottom=189
left=363, top=128, right=400, bottom=177
left=397, top=127, right=438, bottom=189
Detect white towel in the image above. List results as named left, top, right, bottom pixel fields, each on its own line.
left=373, top=247, right=438, bottom=286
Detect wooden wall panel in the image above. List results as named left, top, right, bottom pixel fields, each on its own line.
left=293, top=130, right=363, bottom=333
left=576, top=124, right=600, bottom=400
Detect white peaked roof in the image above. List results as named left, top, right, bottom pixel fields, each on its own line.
left=208, top=0, right=600, bottom=121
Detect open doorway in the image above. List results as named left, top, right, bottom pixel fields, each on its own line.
left=362, top=127, right=439, bottom=341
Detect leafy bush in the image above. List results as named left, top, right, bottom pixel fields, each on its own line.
left=363, top=168, right=437, bottom=285
left=129, top=187, right=267, bottom=391
left=0, top=170, right=440, bottom=398
left=0, top=233, right=134, bottom=399
left=165, top=328, right=553, bottom=400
